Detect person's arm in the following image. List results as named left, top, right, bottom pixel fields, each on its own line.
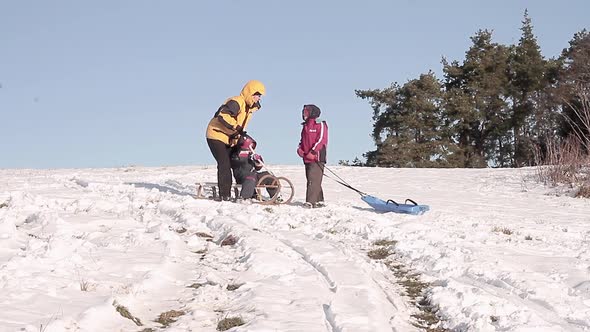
left=297, top=127, right=305, bottom=157
left=216, top=100, right=241, bottom=130
left=250, top=153, right=264, bottom=170
left=308, top=121, right=327, bottom=157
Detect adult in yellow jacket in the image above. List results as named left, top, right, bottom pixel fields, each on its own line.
left=206, top=80, right=266, bottom=201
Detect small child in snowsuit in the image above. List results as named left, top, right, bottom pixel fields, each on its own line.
left=297, top=104, right=328, bottom=208
left=230, top=134, right=276, bottom=200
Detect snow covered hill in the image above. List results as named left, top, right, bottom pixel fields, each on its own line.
left=0, top=165, right=589, bottom=331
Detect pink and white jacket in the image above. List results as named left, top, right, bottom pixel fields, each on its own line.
left=298, top=118, right=328, bottom=164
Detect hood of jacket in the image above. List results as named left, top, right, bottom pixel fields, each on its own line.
left=240, top=80, right=266, bottom=107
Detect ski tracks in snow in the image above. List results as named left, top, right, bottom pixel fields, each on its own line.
left=204, top=203, right=418, bottom=332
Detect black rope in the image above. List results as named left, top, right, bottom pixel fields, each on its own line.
left=322, top=165, right=366, bottom=196
left=322, top=164, right=421, bottom=206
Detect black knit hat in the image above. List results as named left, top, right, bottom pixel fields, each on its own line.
left=302, top=104, right=321, bottom=120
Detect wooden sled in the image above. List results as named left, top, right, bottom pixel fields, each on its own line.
left=196, top=174, right=294, bottom=205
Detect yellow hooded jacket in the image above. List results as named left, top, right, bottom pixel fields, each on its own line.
left=206, top=80, right=266, bottom=146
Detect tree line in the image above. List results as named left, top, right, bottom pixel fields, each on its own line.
left=352, top=10, right=589, bottom=168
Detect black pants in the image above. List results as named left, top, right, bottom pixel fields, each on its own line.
left=305, top=162, right=325, bottom=204
left=234, top=170, right=277, bottom=199
left=207, top=138, right=233, bottom=199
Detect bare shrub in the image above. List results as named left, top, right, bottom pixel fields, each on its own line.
left=577, top=183, right=590, bottom=198
left=537, top=71, right=590, bottom=195
left=535, top=136, right=590, bottom=194
left=562, top=86, right=590, bottom=153
left=536, top=137, right=584, bottom=183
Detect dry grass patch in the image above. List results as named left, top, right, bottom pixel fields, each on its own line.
left=187, top=283, right=203, bottom=289
left=113, top=301, right=142, bottom=326
left=373, top=239, right=398, bottom=247
left=195, top=232, right=214, bottom=241
left=368, top=247, right=391, bottom=260
left=221, top=234, right=238, bottom=246
left=385, top=261, right=449, bottom=331
left=155, top=309, right=185, bottom=327
left=79, top=280, right=91, bottom=291
left=217, top=317, right=245, bottom=331
left=399, top=274, right=430, bottom=299
left=226, top=283, right=243, bottom=291
left=188, top=280, right=216, bottom=289
left=492, top=226, right=513, bottom=235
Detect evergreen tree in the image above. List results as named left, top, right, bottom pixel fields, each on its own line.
left=442, top=30, right=511, bottom=167
left=507, top=10, right=549, bottom=166
left=356, top=72, right=449, bottom=167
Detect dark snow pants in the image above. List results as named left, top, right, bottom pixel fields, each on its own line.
left=207, top=138, right=233, bottom=199
left=305, top=162, right=325, bottom=204
left=239, top=171, right=277, bottom=199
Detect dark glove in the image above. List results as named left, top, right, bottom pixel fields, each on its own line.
left=251, top=154, right=263, bottom=162
left=229, top=126, right=246, bottom=139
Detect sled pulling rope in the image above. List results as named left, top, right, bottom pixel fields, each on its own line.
left=322, top=165, right=429, bottom=215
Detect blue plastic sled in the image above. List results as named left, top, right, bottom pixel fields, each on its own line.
left=361, top=195, right=430, bottom=215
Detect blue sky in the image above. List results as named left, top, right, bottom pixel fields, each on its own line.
left=1, top=1, right=588, bottom=169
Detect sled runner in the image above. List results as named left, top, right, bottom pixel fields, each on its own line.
left=195, top=174, right=294, bottom=205
left=361, top=195, right=429, bottom=215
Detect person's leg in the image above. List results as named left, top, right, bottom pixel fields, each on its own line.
left=256, top=171, right=278, bottom=198
left=305, top=163, right=312, bottom=204
left=305, top=162, right=323, bottom=205
left=317, top=162, right=325, bottom=205
left=240, top=172, right=257, bottom=199
left=207, top=139, right=232, bottom=199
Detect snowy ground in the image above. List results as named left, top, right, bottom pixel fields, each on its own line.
left=0, top=165, right=589, bottom=332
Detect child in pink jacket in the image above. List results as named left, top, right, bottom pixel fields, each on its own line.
left=297, top=104, right=328, bottom=208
